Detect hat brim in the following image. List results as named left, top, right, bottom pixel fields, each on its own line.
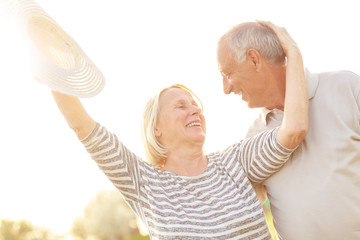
left=9, top=0, right=105, bottom=98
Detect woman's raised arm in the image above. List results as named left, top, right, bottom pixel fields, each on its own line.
left=51, top=91, right=96, bottom=140
left=262, top=22, right=309, bottom=149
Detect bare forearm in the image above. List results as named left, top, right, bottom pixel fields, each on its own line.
left=52, top=91, right=96, bottom=140
left=257, top=22, right=309, bottom=149
left=278, top=48, right=308, bottom=149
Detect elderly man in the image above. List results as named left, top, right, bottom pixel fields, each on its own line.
left=217, top=21, right=360, bottom=240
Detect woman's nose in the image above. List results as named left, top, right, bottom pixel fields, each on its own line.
left=191, top=105, right=201, bottom=115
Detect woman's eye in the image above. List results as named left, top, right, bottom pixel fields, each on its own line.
left=176, top=104, right=190, bottom=109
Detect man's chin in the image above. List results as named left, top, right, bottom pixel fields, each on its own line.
left=247, top=103, right=258, bottom=109
left=246, top=101, right=263, bottom=109
left=241, top=96, right=261, bottom=109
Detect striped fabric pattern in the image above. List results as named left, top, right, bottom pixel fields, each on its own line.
left=81, top=123, right=294, bottom=240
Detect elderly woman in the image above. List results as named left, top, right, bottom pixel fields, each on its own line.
left=51, top=22, right=307, bottom=239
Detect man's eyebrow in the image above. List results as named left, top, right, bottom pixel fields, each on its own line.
left=220, top=68, right=231, bottom=76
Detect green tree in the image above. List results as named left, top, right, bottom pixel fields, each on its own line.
left=0, top=219, right=58, bottom=240
left=71, top=190, right=147, bottom=240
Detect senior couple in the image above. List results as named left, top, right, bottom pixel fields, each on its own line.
left=47, top=20, right=359, bottom=239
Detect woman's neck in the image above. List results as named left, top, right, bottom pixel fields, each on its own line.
left=162, top=150, right=208, bottom=177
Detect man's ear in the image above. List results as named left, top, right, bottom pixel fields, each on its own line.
left=246, top=49, right=262, bottom=72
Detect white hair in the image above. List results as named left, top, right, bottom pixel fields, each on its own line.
left=218, top=22, right=285, bottom=64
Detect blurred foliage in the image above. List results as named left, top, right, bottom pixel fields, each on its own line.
left=71, top=190, right=149, bottom=240
left=264, top=199, right=278, bottom=240
left=0, top=219, right=59, bottom=240
left=125, top=235, right=149, bottom=240
left=0, top=192, right=276, bottom=240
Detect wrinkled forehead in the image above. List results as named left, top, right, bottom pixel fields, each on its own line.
left=217, top=41, right=237, bottom=73
left=159, top=87, right=194, bottom=106
left=158, top=85, right=203, bottom=113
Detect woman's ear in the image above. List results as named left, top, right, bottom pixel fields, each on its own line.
left=155, top=127, right=162, bottom=137
left=246, top=49, right=262, bottom=72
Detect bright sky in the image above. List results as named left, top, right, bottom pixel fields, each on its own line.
left=0, top=0, right=359, bottom=236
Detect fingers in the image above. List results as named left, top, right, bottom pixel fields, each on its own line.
left=256, top=20, right=286, bottom=36
left=256, top=20, right=278, bottom=29
left=256, top=20, right=298, bottom=55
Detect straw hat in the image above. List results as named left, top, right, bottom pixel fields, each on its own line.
left=1, top=0, right=105, bottom=98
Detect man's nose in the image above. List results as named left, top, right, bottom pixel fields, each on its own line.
left=223, top=77, right=232, bottom=95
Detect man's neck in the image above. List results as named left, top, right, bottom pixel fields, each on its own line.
left=265, top=63, right=286, bottom=110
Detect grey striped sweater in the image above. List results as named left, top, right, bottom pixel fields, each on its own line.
left=81, top=123, right=294, bottom=239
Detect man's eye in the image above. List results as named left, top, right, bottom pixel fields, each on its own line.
left=222, top=72, right=230, bottom=78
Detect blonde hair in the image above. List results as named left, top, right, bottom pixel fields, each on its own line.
left=218, top=22, right=285, bottom=64
left=141, top=84, right=203, bottom=167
